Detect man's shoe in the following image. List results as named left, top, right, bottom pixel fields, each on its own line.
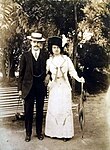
left=25, top=135, right=31, bottom=142
left=37, top=134, right=44, bottom=140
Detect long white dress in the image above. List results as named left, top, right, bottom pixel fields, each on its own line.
left=45, top=55, right=80, bottom=138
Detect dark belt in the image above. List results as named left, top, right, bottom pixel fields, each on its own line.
left=56, top=77, right=62, bottom=79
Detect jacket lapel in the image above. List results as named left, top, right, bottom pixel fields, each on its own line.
left=28, top=50, right=33, bottom=74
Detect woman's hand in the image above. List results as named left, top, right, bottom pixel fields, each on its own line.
left=79, top=77, right=85, bottom=83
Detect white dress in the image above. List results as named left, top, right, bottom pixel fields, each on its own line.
left=45, top=55, right=80, bottom=138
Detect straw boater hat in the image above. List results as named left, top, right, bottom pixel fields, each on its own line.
left=27, top=32, right=46, bottom=42
left=48, top=36, right=63, bottom=54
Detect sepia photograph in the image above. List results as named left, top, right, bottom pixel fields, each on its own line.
left=0, top=0, right=110, bottom=149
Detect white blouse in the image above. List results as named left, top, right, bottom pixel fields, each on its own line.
left=46, top=55, right=81, bottom=84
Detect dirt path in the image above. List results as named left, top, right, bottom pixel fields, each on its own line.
left=0, top=89, right=110, bottom=150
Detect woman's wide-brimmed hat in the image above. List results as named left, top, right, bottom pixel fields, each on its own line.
left=48, top=36, right=63, bottom=53
left=27, top=32, right=46, bottom=42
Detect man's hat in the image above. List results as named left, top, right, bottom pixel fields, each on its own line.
left=48, top=36, right=63, bottom=53
left=27, top=32, right=46, bottom=42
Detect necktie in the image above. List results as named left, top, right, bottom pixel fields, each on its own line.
left=35, top=52, right=38, bottom=59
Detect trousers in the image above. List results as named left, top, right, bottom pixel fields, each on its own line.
left=24, top=77, right=45, bottom=136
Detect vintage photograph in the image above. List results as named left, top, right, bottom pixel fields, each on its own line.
left=0, top=0, right=110, bottom=149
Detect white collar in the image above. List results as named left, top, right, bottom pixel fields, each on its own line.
left=32, top=49, right=40, bottom=60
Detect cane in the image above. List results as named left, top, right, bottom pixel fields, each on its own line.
left=78, top=82, right=85, bottom=138
left=14, top=96, right=24, bottom=121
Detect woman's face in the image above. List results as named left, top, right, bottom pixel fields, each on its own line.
left=52, top=45, right=61, bottom=55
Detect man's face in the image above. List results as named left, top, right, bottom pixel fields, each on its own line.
left=31, top=40, right=44, bottom=50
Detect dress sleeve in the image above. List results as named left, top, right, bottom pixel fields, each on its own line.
left=67, top=57, right=81, bottom=82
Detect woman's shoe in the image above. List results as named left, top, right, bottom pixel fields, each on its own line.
left=63, top=138, right=68, bottom=142
left=63, top=138, right=70, bottom=142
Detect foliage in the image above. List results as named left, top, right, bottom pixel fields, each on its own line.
left=77, top=0, right=110, bottom=47
left=0, top=0, right=29, bottom=78
left=76, top=0, right=110, bottom=93
left=77, top=43, right=109, bottom=93
left=1, top=0, right=85, bottom=78
left=15, top=0, right=85, bottom=36
left=0, top=0, right=109, bottom=92
left=77, top=43, right=108, bottom=69
left=76, top=0, right=110, bottom=84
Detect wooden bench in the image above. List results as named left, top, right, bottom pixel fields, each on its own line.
left=0, top=86, right=78, bottom=118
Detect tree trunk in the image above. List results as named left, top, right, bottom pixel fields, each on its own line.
left=8, top=53, right=15, bottom=80
left=72, top=0, right=78, bottom=99
left=1, top=57, right=6, bottom=79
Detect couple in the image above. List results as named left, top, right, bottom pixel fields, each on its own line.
left=18, top=32, right=85, bottom=142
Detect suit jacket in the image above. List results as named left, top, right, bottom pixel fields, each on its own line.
left=18, top=49, right=49, bottom=98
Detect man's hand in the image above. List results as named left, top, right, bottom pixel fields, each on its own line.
left=44, top=74, right=50, bottom=86
left=19, top=90, right=22, bottom=97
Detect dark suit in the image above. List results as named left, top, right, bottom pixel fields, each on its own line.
left=18, top=49, right=49, bottom=136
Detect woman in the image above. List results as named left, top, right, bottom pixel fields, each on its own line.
left=45, top=36, right=85, bottom=142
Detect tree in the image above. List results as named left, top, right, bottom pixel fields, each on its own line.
left=78, top=0, right=110, bottom=47
left=0, top=0, right=29, bottom=79
left=76, top=0, right=110, bottom=92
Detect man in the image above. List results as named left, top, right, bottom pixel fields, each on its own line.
left=18, top=32, right=49, bottom=142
